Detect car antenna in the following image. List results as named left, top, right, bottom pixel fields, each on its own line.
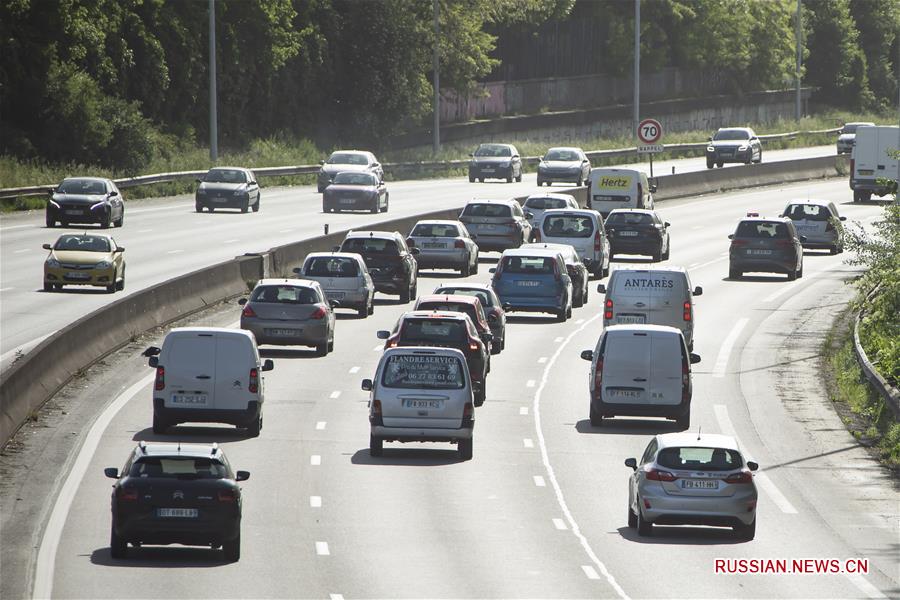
left=697, top=426, right=702, bottom=441
left=177, top=440, right=182, bottom=453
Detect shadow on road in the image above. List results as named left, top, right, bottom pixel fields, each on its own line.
left=574, top=418, right=683, bottom=436
left=349, top=447, right=465, bottom=466
left=615, top=525, right=748, bottom=545
left=90, top=546, right=228, bottom=567
left=132, top=426, right=249, bottom=444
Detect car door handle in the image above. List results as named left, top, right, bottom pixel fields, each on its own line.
left=196, top=375, right=211, bottom=380
left=633, top=378, right=647, bottom=382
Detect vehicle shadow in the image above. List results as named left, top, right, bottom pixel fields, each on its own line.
left=802, top=249, right=832, bottom=256
left=39, top=287, right=111, bottom=294
left=477, top=255, right=500, bottom=264
left=721, top=275, right=789, bottom=282
left=574, top=418, right=684, bottom=436
left=90, top=546, right=228, bottom=567
left=373, top=296, right=411, bottom=306
left=132, top=426, right=249, bottom=443
left=259, top=348, right=319, bottom=359
left=609, top=256, right=655, bottom=264
left=335, top=311, right=366, bottom=320
left=505, top=315, right=562, bottom=325
left=615, top=526, right=747, bottom=545
left=349, top=448, right=465, bottom=466
left=417, top=270, right=466, bottom=279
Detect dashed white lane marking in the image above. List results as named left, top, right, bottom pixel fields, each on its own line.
left=690, top=255, right=728, bottom=271
left=0, top=287, right=13, bottom=292
left=538, top=356, right=548, bottom=364
left=533, top=475, right=546, bottom=487
left=762, top=271, right=821, bottom=303
left=137, top=229, right=153, bottom=233
left=329, top=594, right=344, bottom=600
left=13, top=248, right=29, bottom=253
left=523, top=438, right=534, bottom=448
left=316, top=541, right=330, bottom=556
left=309, top=496, right=322, bottom=508
left=223, top=239, right=240, bottom=244
left=846, top=572, right=888, bottom=599
left=582, top=565, right=601, bottom=580
left=349, top=366, right=360, bottom=374
left=373, top=344, right=383, bottom=351
left=316, top=421, right=326, bottom=430
left=0, top=224, right=35, bottom=231
left=690, top=225, right=703, bottom=230
left=552, top=518, right=567, bottom=530
left=310, top=455, right=322, bottom=466
left=689, top=262, right=700, bottom=268
left=714, top=405, right=797, bottom=515
left=533, top=312, right=629, bottom=600
left=554, top=336, right=564, bottom=343
left=166, top=249, right=183, bottom=254
left=329, top=390, right=341, bottom=399
left=279, top=228, right=294, bottom=233
left=526, top=379, right=536, bottom=388
left=713, top=318, right=749, bottom=378
left=519, top=406, right=529, bottom=415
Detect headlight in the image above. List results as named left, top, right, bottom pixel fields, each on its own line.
left=500, top=161, right=511, bottom=168
left=46, top=258, right=60, bottom=268
left=95, top=260, right=112, bottom=269
left=707, top=146, right=715, bottom=152
left=738, top=144, right=749, bottom=151
left=197, top=188, right=207, bottom=195
left=233, top=188, right=246, bottom=196
left=49, top=199, right=60, bottom=208
left=90, top=201, right=106, bottom=211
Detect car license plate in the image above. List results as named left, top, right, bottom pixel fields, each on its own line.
left=171, top=394, right=208, bottom=405
left=326, top=291, right=345, bottom=299
left=608, top=389, right=642, bottom=399
left=858, top=169, right=874, bottom=176
left=403, top=399, right=444, bottom=409
left=517, top=280, right=540, bottom=286
left=340, top=198, right=355, bottom=204
left=619, top=231, right=639, bottom=237
left=65, top=271, right=90, bottom=280
left=213, top=197, right=227, bottom=202
left=617, top=315, right=645, bottom=324
left=265, top=328, right=297, bottom=336
left=747, top=249, right=772, bottom=255
left=682, top=479, right=718, bottom=490
left=158, top=508, right=199, bottom=518
left=482, top=168, right=495, bottom=173
left=64, top=209, right=83, bottom=215
left=423, top=242, right=446, bottom=249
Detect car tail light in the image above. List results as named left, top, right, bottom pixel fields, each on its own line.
left=370, top=399, right=383, bottom=425
left=468, top=337, right=480, bottom=352
left=775, top=239, right=793, bottom=248
left=683, top=301, right=692, bottom=322
left=746, top=499, right=757, bottom=512
left=850, top=157, right=855, bottom=176
left=594, top=358, right=603, bottom=391
left=552, top=261, right=562, bottom=282
left=249, top=367, right=259, bottom=394
left=463, top=402, right=474, bottom=420
left=310, top=306, right=327, bottom=319
left=116, top=487, right=138, bottom=501
left=218, top=489, right=238, bottom=502
left=730, top=239, right=747, bottom=247
left=723, top=471, right=753, bottom=484
left=242, top=305, right=257, bottom=318
left=604, top=299, right=613, bottom=320
left=154, top=366, right=165, bottom=391
left=682, top=354, right=690, bottom=401
left=645, top=467, right=677, bottom=482
left=533, top=229, right=542, bottom=242
left=594, top=230, right=602, bottom=252
left=454, top=239, right=465, bottom=249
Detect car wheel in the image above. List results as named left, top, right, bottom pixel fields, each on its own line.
left=152, top=412, right=168, bottom=434
left=116, top=271, right=125, bottom=291
left=241, top=199, right=249, bottom=213
left=755, top=150, right=763, bottom=164
left=575, top=176, right=582, bottom=187
left=787, top=268, right=797, bottom=281
left=460, top=258, right=469, bottom=276
left=458, top=438, right=473, bottom=460
left=252, top=194, right=260, bottom=212
left=556, top=307, right=567, bottom=322
left=734, top=519, right=756, bottom=541
left=573, top=289, right=583, bottom=309
left=400, top=284, right=411, bottom=303
left=471, top=256, right=479, bottom=275
left=327, top=337, right=334, bottom=352
left=475, top=381, right=486, bottom=407
left=208, top=207, right=214, bottom=213
left=501, top=335, right=506, bottom=351
left=46, top=213, right=56, bottom=228
left=369, top=435, right=383, bottom=457
left=583, top=284, right=589, bottom=304
left=223, top=533, right=241, bottom=562
left=315, top=342, right=328, bottom=357
left=662, top=240, right=670, bottom=260
left=115, top=211, right=124, bottom=227
left=636, top=503, right=653, bottom=536
left=106, top=280, right=116, bottom=293
left=797, top=262, right=804, bottom=278
left=729, top=266, right=742, bottom=280
left=506, top=172, right=513, bottom=183
left=589, top=403, right=603, bottom=426
left=469, top=175, right=476, bottom=183
left=676, top=412, right=690, bottom=431
left=195, top=203, right=204, bottom=213
left=357, top=302, right=368, bottom=318
left=652, top=248, right=662, bottom=262
left=109, top=528, right=127, bottom=559
left=706, top=158, right=714, bottom=169
left=478, top=178, right=484, bottom=183
left=628, top=504, right=638, bottom=528
left=101, top=212, right=111, bottom=229
left=515, top=172, right=522, bottom=183
left=246, top=415, right=261, bottom=438
left=829, top=244, right=839, bottom=255
left=537, top=179, right=544, bottom=186
left=367, top=297, right=375, bottom=315
left=716, top=161, right=724, bottom=168
left=43, top=282, right=53, bottom=292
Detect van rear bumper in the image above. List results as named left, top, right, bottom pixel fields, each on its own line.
left=154, top=398, right=261, bottom=427
left=591, top=396, right=689, bottom=419
left=371, top=425, right=474, bottom=443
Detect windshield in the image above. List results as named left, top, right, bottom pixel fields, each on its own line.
left=250, top=285, right=319, bottom=304
left=333, top=172, right=376, bottom=185
left=544, top=149, right=579, bottom=161
left=327, top=152, right=369, bottom=165
left=411, top=223, right=460, bottom=237
left=713, top=129, right=750, bottom=141
left=399, top=319, right=466, bottom=344
left=784, top=204, right=830, bottom=221
left=605, top=212, right=652, bottom=226
left=462, top=203, right=512, bottom=218
left=305, top=257, right=358, bottom=277
left=129, top=457, right=229, bottom=479
left=656, top=446, right=744, bottom=472
left=474, top=144, right=511, bottom=157
left=341, top=238, right=399, bottom=255
left=435, top=288, right=492, bottom=307
left=735, top=221, right=790, bottom=239
left=417, top=302, right=479, bottom=325
left=53, top=235, right=111, bottom=252
left=204, top=169, right=247, bottom=183
left=525, top=197, right=570, bottom=210
left=542, top=215, right=594, bottom=237
left=57, top=179, right=107, bottom=195
left=381, top=353, right=465, bottom=389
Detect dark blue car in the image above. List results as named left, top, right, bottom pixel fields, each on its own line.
left=490, top=248, right=573, bottom=322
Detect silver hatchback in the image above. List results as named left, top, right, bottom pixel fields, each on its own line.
left=781, top=200, right=846, bottom=254
left=407, top=220, right=479, bottom=275
left=296, top=252, right=375, bottom=317
left=239, top=279, right=336, bottom=355
left=625, top=432, right=759, bottom=539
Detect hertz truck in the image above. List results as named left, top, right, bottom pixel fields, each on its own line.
left=586, top=168, right=655, bottom=216
left=850, top=125, right=899, bottom=202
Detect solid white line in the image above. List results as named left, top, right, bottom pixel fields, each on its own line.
left=575, top=318, right=585, bottom=324
left=329, top=390, right=341, bottom=399
left=762, top=271, right=821, bottom=303
left=166, top=249, right=183, bottom=254
left=582, top=565, right=601, bottom=580
left=552, top=518, right=567, bottom=530
left=13, top=248, right=29, bottom=253
left=554, top=336, right=564, bottom=343
left=310, top=455, right=322, bottom=466
left=713, top=405, right=798, bottom=514
left=0, top=224, right=35, bottom=231
left=538, top=356, right=548, bottom=364
left=309, top=496, right=322, bottom=508
left=533, top=312, right=629, bottom=600
left=526, top=379, right=536, bottom=388
left=519, top=406, right=529, bottom=415
left=223, top=239, right=239, bottom=244
left=533, top=475, right=546, bottom=487
left=33, top=374, right=153, bottom=600
left=316, top=421, right=326, bottom=430
left=329, top=594, right=344, bottom=600
left=523, top=438, right=534, bottom=448
left=137, top=229, right=153, bottom=233
left=349, top=366, right=360, bottom=374
left=845, top=573, right=887, bottom=599
left=316, top=541, right=330, bottom=556
left=713, top=318, right=749, bottom=378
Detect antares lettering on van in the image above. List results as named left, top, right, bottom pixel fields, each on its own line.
left=599, top=177, right=632, bottom=189
left=623, top=278, right=674, bottom=289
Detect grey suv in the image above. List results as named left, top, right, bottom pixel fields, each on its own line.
left=728, top=217, right=804, bottom=280
left=706, top=128, right=762, bottom=168
left=459, top=199, right=532, bottom=252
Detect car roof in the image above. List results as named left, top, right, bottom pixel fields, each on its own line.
left=305, top=252, right=364, bottom=261
left=208, top=166, right=248, bottom=172
left=331, top=149, right=370, bottom=156
left=466, top=198, right=519, bottom=206
left=501, top=248, right=563, bottom=258
left=521, top=242, right=577, bottom=257
left=524, top=193, right=577, bottom=202
left=737, top=216, right=791, bottom=224
left=55, top=232, right=114, bottom=241
left=434, top=282, right=492, bottom=291
left=383, top=346, right=466, bottom=360
left=400, top=310, right=472, bottom=322
left=255, top=278, right=319, bottom=288
left=169, top=326, right=254, bottom=337
left=607, top=208, right=656, bottom=215
left=477, top=142, right=515, bottom=149
left=133, top=441, right=227, bottom=460
left=784, top=199, right=833, bottom=207
left=344, top=230, right=399, bottom=240
left=541, top=208, right=600, bottom=218
left=655, top=432, right=740, bottom=452
left=604, top=324, right=683, bottom=335
left=61, top=176, right=111, bottom=184
left=611, top=265, right=688, bottom=276
left=546, top=146, right=583, bottom=152
left=716, top=127, right=752, bottom=133
left=589, top=167, right=645, bottom=176
left=417, top=294, right=480, bottom=306
left=413, top=219, right=462, bottom=226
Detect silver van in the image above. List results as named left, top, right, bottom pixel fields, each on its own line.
left=143, top=328, right=274, bottom=436
left=362, top=347, right=475, bottom=460
left=587, top=168, right=655, bottom=217
left=598, top=267, right=703, bottom=350
left=580, top=325, right=700, bottom=429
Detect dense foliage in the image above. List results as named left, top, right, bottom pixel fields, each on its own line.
left=1, top=0, right=897, bottom=173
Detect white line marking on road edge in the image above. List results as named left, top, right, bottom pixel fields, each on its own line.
left=137, top=229, right=153, bottom=233
left=554, top=336, right=564, bottom=343
left=329, top=390, right=341, bottom=399
left=309, top=496, right=322, bottom=508
left=526, top=379, right=536, bottom=388
left=533, top=475, right=546, bottom=487
left=166, top=249, right=183, bottom=254
left=316, top=541, right=330, bottom=556
left=845, top=573, right=887, bottom=599
left=576, top=318, right=585, bottom=324
left=223, top=239, right=239, bottom=244
left=373, top=344, right=382, bottom=351
left=33, top=374, right=154, bottom=600
left=533, top=312, right=629, bottom=600
left=582, top=565, right=601, bottom=580
left=349, top=366, right=360, bottom=374
left=310, top=455, right=322, bottom=466
left=0, top=224, right=35, bottom=231
left=13, top=248, right=29, bottom=253
left=713, top=318, right=749, bottom=378
left=330, top=594, right=344, bottom=600
left=519, top=406, right=529, bottom=415
left=714, top=405, right=797, bottom=514
left=316, top=421, right=326, bottom=430
left=538, top=357, right=548, bottom=364
left=689, top=262, right=700, bottom=268
left=762, top=270, right=821, bottom=303
left=552, top=518, right=567, bottom=530
left=689, top=256, right=728, bottom=271
left=523, top=438, right=534, bottom=448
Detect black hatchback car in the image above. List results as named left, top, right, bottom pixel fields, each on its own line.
left=46, top=177, right=125, bottom=229
left=728, top=217, right=804, bottom=280
left=468, top=143, right=522, bottom=183
left=105, top=442, right=249, bottom=561
left=605, top=209, right=671, bottom=262
left=338, top=231, right=419, bottom=302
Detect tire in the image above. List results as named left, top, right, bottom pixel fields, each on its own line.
left=829, top=244, right=838, bottom=255
left=797, top=262, right=804, bottom=278
left=662, top=240, right=670, bottom=260
left=152, top=412, right=168, bottom=434
left=46, top=213, right=56, bottom=228
left=716, top=161, right=724, bottom=168
left=115, top=211, right=124, bottom=227
left=734, top=519, right=756, bottom=541
left=367, top=297, right=375, bottom=315
left=246, top=415, right=261, bottom=438
left=676, top=412, right=690, bottom=431
left=241, top=199, right=249, bottom=213
left=556, top=307, right=567, bottom=323
left=109, top=528, right=127, bottom=559
left=589, top=403, right=603, bottom=426
left=371, top=200, right=378, bottom=214
left=474, top=383, right=486, bottom=407
left=195, top=203, right=204, bottom=213
left=787, top=268, right=797, bottom=281
left=315, top=342, right=328, bottom=357
left=106, top=281, right=116, bottom=293
left=636, top=504, right=653, bottom=536
left=458, top=438, right=473, bottom=460
left=706, top=158, right=714, bottom=169
left=478, top=178, right=484, bottom=183
left=506, top=172, right=513, bottom=183
left=223, top=533, right=241, bottom=562
left=116, top=275, right=125, bottom=291
left=537, top=179, right=544, bottom=187
left=208, top=207, right=214, bottom=213
left=755, top=150, right=763, bottom=164
left=369, top=435, right=383, bottom=457
left=469, top=175, right=476, bottom=183
left=327, top=338, right=334, bottom=352
left=729, top=266, right=742, bottom=280
left=317, top=183, right=326, bottom=193
left=101, top=212, right=111, bottom=229
left=357, top=302, right=368, bottom=318
left=627, top=505, right=637, bottom=528
left=515, top=172, right=522, bottom=183
left=573, top=289, right=583, bottom=308
left=471, top=257, right=479, bottom=275
left=400, top=281, right=412, bottom=303
left=853, top=190, right=862, bottom=203
left=583, top=284, right=589, bottom=304
left=575, top=176, right=582, bottom=187
left=43, top=282, right=52, bottom=292
left=652, top=248, right=662, bottom=262
left=252, top=194, right=260, bottom=212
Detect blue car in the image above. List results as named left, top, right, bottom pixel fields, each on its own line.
left=490, top=248, right=573, bottom=322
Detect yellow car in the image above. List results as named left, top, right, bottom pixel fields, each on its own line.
left=43, top=233, right=125, bottom=293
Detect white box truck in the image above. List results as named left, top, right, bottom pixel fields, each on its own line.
left=850, top=125, right=899, bottom=202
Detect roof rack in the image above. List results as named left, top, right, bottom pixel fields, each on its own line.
left=211, top=442, right=219, bottom=455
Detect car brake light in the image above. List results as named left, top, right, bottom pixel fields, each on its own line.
left=371, top=399, right=383, bottom=421
left=310, top=306, right=327, bottom=319
left=218, top=489, right=238, bottom=502
left=249, top=367, right=259, bottom=394
left=604, top=299, right=613, bottom=320
left=645, top=467, right=677, bottom=482
left=594, top=230, right=602, bottom=251
left=683, top=301, right=691, bottom=321
left=454, top=239, right=465, bottom=249
left=242, top=305, right=257, bottom=318
left=850, top=157, right=855, bottom=176
left=594, top=358, right=603, bottom=391
left=682, top=355, right=690, bottom=401
left=723, top=471, right=753, bottom=484
left=463, top=402, right=474, bottom=419
left=469, top=337, right=480, bottom=352
left=533, top=229, right=542, bottom=242
left=154, top=366, right=165, bottom=391
left=116, top=487, right=138, bottom=501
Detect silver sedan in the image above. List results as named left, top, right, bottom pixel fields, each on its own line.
left=406, top=220, right=479, bottom=275
left=537, top=146, right=591, bottom=186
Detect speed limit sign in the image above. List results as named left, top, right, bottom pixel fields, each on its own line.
left=637, top=118, right=663, bottom=144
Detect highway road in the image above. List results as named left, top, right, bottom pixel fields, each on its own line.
left=0, top=144, right=838, bottom=372
left=11, top=175, right=897, bottom=599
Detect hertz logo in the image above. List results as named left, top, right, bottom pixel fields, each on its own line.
left=598, top=177, right=631, bottom=189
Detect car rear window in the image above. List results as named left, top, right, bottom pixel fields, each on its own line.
left=734, top=221, right=790, bottom=238
left=411, top=223, right=460, bottom=237
left=605, top=212, right=652, bottom=226
left=525, top=197, right=570, bottom=210
left=328, top=152, right=369, bottom=165
left=462, top=203, right=513, bottom=218
left=54, top=235, right=111, bottom=252
left=400, top=319, right=467, bottom=343
left=417, top=302, right=479, bottom=324
left=130, top=457, right=229, bottom=479
left=251, top=285, right=319, bottom=304
left=544, top=149, right=579, bottom=161
left=341, top=238, right=399, bottom=255
left=784, top=204, right=830, bottom=221
left=542, top=215, right=594, bottom=237
left=305, top=257, right=359, bottom=277
left=501, top=256, right=555, bottom=274
left=656, top=447, right=744, bottom=472
left=381, top=353, right=465, bottom=389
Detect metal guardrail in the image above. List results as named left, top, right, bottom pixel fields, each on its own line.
left=0, top=127, right=842, bottom=200
left=853, top=310, right=900, bottom=420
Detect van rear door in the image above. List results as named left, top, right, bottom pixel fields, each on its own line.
left=163, top=333, right=216, bottom=410
left=602, top=331, right=651, bottom=405
left=648, top=272, right=685, bottom=333
left=610, top=271, right=652, bottom=325
left=214, top=334, right=258, bottom=410
left=378, top=352, right=467, bottom=429
left=649, top=331, right=682, bottom=406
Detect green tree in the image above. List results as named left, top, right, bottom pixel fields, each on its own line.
left=849, top=0, right=900, bottom=110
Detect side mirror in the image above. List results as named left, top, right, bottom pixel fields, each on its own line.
left=361, top=379, right=373, bottom=391
left=501, top=303, right=512, bottom=312
left=524, top=211, right=533, bottom=219
left=747, top=461, right=759, bottom=472
left=624, top=458, right=637, bottom=471
left=332, top=245, right=341, bottom=252
left=799, top=235, right=808, bottom=242
left=238, top=298, right=248, bottom=305
left=482, top=332, right=493, bottom=342
left=839, top=216, right=847, bottom=221
left=249, top=180, right=257, bottom=186
left=104, top=467, right=119, bottom=479
left=109, top=190, right=119, bottom=197
left=319, top=159, right=325, bottom=165
left=235, top=470, right=250, bottom=481
left=195, top=178, right=204, bottom=183
left=115, top=246, right=125, bottom=252
left=664, top=222, right=671, bottom=228
left=376, top=330, right=390, bottom=340
left=261, top=359, right=274, bottom=372
left=596, top=284, right=606, bottom=293
left=142, top=346, right=160, bottom=357
left=690, top=353, right=701, bottom=364
left=728, top=234, right=734, bottom=240
left=148, top=356, right=159, bottom=368
left=329, top=299, right=341, bottom=308
left=469, top=152, right=474, bottom=157
left=292, top=267, right=303, bottom=275
left=512, top=154, right=520, bottom=159
left=707, top=136, right=713, bottom=142
left=42, top=243, right=52, bottom=250
left=693, top=286, right=703, bottom=296
left=580, top=349, right=593, bottom=361
left=410, top=247, right=420, bottom=255
left=489, top=267, right=497, bottom=274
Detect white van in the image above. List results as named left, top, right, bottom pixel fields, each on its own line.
left=143, top=327, right=274, bottom=436
left=850, top=125, right=899, bottom=202
left=597, top=267, right=702, bottom=350
left=580, top=325, right=700, bottom=429
left=535, top=208, right=611, bottom=278
left=587, top=168, right=655, bottom=216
